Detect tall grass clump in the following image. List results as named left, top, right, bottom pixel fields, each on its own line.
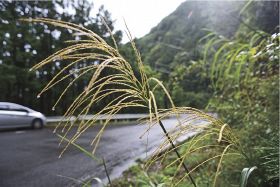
left=202, top=28, right=279, bottom=186
left=24, top=18, right=255, bottom=186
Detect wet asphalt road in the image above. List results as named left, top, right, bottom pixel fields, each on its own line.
left=0, top=119, right=195, bottom=187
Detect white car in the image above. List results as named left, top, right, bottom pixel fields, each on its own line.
left=0, top=102, right=46, bottom=129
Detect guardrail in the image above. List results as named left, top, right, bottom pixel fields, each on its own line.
left=46, top=114, right=149, bottom=123
left=46, top=116, right=76, bottom=123
left=46, top=113, right=217, bottom=124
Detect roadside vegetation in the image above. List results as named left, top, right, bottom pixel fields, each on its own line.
left=111, top=2, right=279, bottom=186
left=1, top=0, right=278, bottom=186
left=112, top=2, right=279, bottom=186
left=112, top=27, right=279, bottom=187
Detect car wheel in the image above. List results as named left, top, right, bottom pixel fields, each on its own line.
left=32, top=119, right=43, bottom=129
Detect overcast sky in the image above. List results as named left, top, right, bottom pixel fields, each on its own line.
left=91, top=0, right=186, bottom=43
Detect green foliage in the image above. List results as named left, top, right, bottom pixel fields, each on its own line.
left=0, top=0, right=121, bottom=115
left=134, top=1, right=248, bottom=109
left=111, top=2, right=279, bottom=186
left=111, top=163, right=171, bottom=187
left=204, top=28, right=279, bottom=186
left=169, top=61, right=212, bottom=108
left=237, top=1, right=279, bottom=34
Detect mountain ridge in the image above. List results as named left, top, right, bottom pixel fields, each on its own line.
left=136, top=1, right=245, bottom=69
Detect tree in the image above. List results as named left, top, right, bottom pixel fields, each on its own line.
left=0, top=0, right=122, bottom=115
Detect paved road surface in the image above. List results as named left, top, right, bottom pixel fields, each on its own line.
left=0, top=119, right=196, bottom=187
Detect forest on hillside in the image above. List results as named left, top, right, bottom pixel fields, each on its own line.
left=133, top=1, right=279, bottom=109
left=0, top=0, right=122, bottom=115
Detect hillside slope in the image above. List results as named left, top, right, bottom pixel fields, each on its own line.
left=137, top=1, right=244, bottom=70
left=123, top=1, right=278, bottom=108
